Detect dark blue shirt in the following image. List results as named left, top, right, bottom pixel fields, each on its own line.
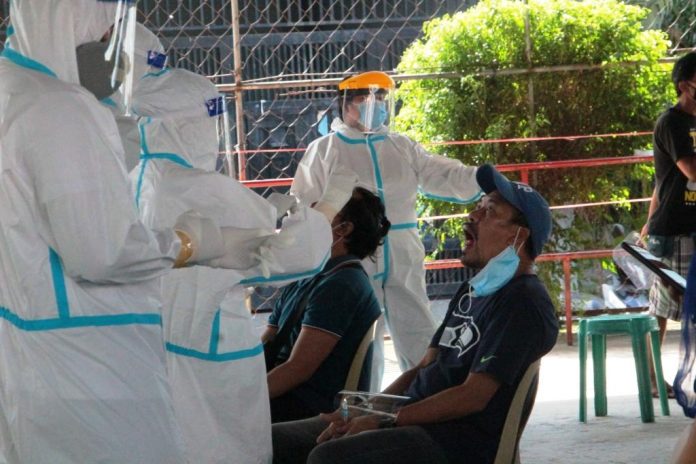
left=269, top=254, right=382, bottom=414
left=404, top=274, right=558, bottom=463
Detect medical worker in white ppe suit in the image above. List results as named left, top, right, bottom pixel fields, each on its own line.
left=0, top=1, right=265, bottom=462
left=291, top=71, right=482, bottom=389
left=76, top=21, right=168, bottom=171
left=130, top=66, right=352, bottom=463
left=106, top=22, right=168, bottom=171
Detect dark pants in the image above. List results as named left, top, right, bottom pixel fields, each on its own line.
left=271, top=393, right=317, bottom=423
left=272, top=416, right=450, bottom=464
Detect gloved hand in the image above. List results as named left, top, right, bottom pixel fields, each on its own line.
left=314, top=164, right=359, bottom=221
left=266, top=193, right=298, bottom=218
left=204, top=227, right=271, bottom=269
left=174, top=211, right=225, bottom=266
left=253, top=227, right=298, bottom=277
left=208, top=225, right=298, bottom=277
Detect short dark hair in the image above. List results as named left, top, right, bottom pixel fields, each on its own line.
left=672, top=52, right=696, bottom=96
left=509, top=207, right=537, bottom=258
left=336, top=187, right=390, bottom=260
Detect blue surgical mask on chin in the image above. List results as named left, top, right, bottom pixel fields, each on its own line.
left=358, top=101, right=388, bottom=131
left=469, top=227, right=523, bottom=297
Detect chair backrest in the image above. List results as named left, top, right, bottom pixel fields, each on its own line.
left=493, top=359, right=541, bottom=464
left=344, top=320, right=378, bottom=391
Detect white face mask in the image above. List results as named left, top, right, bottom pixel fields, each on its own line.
left=469, top=227, right=523, bottom=297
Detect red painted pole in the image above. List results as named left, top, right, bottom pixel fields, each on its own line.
left=520, top=168, right=529, bottom=185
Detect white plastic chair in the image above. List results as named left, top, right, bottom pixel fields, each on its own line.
left=344, top=320, right=378, bottom=390
left=493, top=359, right=541, bottom=464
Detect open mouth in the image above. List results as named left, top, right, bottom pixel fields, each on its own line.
left=463, top=227, right=476, bottom=250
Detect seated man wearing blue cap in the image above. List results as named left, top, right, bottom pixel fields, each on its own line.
left=272, top=164, right=559, bottom=464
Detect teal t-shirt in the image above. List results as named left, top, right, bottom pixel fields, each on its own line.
left=269, top=254, right=381, bottom=413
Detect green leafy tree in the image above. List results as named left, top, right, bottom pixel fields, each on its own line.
left=396, top=0, right=674, bottom=311
left=630, top=0, right=696, bottom=48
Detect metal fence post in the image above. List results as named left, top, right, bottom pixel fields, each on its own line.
left=524, top=0, right=537, bottom=160
left=563, top=257, right=573, bottom=345
left=231, top=0, right=246, bottom=180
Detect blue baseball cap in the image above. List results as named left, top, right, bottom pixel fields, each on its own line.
left=475, top=164, right=552, bottom=258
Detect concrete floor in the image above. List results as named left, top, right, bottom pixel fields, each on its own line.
left=382, top=322, right=693, bottom=464
left=521, top=326, right=690, bottom=464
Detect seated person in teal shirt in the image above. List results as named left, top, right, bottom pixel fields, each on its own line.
left=263, top=187, right=390, bottom=423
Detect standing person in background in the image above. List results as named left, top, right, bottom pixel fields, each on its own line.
left=292, top=71, right=481, bottom=389
left=641, top=51, right=696, bottom=398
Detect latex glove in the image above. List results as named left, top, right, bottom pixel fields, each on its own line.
left=314, top=164, right=359, bottom=221
left=246, top=228, right=297, bottom=278
left=250, top=246, right=273, bottom=279
left=267, top=193, right=298, bottom=218
left=206, top=227, right=273, bottom=270
left=174, top=211, right=224, bottom=265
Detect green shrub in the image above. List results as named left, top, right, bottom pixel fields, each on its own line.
left=396, top=0, right=673, bottom=310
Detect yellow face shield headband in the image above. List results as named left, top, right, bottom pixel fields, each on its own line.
left=338, top=71, right=395, bottom=91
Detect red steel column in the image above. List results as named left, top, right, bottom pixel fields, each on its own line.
left=520, top=168, right=530, bottom=184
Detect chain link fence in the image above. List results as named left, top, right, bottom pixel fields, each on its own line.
left=136, top=0, right=477, bottom=191
left=0, top=0, right=695, bottom=314
left=139, top=0, right=480, bottom=313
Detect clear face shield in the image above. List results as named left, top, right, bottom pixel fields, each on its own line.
left=103, top=0, right=137, bottom=115
left=337, top=390, right=409, bottom=421
left=341, top=85, right=394, bottom=133
left=160, top=94, right=231, bottom=173
left=207, top=95, right=235, bottom=177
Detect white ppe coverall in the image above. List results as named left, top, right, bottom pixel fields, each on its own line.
left=131, top=67, right=331, bottom=464
left=102, top=22, right=167, bottom=172
left=0, top=1, right=186, bottom=462
left=292, top=118, right=481, bottom=386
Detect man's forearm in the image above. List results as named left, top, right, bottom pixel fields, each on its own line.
left=647, top=187, right=658, bottom=219
left=641, top=187, right=658, bottom=240
left=676, top=156, right=696, bottom=182
left=267, top=361, right=311, bottom=399
left=395, top=372, right=499, bottom=426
